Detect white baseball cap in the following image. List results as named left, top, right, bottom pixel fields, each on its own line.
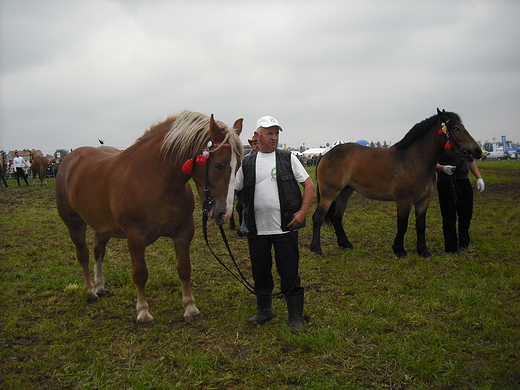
left=256, top=116, right=283, bottom=131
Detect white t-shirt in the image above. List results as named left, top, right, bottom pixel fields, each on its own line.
left=235, top=151, right=309, bottom=235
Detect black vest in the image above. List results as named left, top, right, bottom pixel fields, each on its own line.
left=242, top=150, right=304, bottom=236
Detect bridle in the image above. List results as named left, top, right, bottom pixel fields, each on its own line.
left=439, top=120, right=471, bottom=159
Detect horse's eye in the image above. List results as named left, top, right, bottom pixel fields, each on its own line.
left=454, top=126, right=460, bottom=131
left=214, top=163, right=224, bottom=171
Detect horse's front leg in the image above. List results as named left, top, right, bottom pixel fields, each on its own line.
left=173, top=223, right=200, bottom=320
left=127, top=233, right=154, bottom=328
left=393, top=202, right=411, bottom=258
left=415, top=197, right=432, bottom=261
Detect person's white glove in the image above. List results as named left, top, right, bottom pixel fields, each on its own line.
left=477, top=178, right=485, bottom=192
left=443, top=165, right=456, bottom=175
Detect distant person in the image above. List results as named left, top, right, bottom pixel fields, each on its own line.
left=436, top=149, right=485, bottom=254
left=235, top=116, right=314, bottom=333
left=13, top=152, right=30, bottom=186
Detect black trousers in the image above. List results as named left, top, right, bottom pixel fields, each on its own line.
left=437, top=178, right=473, bottom=252
left=247, top=232, right=304, bottom=298
left=15, top=168, right=29, bottom=186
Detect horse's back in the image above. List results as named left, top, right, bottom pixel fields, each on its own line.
left=58, top=147, right=119, bottom=185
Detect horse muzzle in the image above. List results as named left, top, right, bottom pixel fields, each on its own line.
left=461, top=145, right=482, bottom=162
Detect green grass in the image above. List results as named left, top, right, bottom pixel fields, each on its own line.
left=1, top=160, right=519, bottom=389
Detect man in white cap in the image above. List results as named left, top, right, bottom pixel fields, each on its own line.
left=235, top=116, right=314, bottom=333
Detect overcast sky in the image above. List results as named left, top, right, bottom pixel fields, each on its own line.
left=1, top=0, right=519, bottom=156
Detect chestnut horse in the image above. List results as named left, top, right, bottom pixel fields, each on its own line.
left=310, top=109, right=482, bottom=260
left=29, top=149, right=48, bottom=185
left=56, top=111, right=243, bottom=327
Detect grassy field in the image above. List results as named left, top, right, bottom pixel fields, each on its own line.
left=1, top=160, right=519, bottom=389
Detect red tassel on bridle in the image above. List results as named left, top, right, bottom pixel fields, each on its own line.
left=444, top=141, right=452, bottom=150
left=181, top=141, right=231, bottom=175
left=182, top=158, right=194, bottom=174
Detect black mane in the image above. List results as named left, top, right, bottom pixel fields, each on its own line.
left=392, top=112, right=461, bottom=150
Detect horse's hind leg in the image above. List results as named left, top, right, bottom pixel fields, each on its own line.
left=311, top=203, right=327, bottom=254
left=65, top=219, right=99, bottom=302
left=93, top=232, right=110, bottom=296
left=331, top=187, right=354, bottom=250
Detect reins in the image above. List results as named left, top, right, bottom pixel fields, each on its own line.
left=448, top=158, right=466, bottom=204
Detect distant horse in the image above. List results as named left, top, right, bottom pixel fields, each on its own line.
left=0, top=152, right=8, bottom=188
left=29, top=150, right=48, bottom=185
left=56, top=111, right=243, bottom=327
left=310, top=109, right=482, bottom=260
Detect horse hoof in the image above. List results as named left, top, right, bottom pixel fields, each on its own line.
left=396, top=252, right=408, bottom=258
left=310, top=247, right=322, bottom=255
left=95, top=288, right=110, bottom=297
left=87, top=294, right=100, bottom=303
left=184, top=314, right=203, bottom=324
left=137, top=320, right=155, bottom=329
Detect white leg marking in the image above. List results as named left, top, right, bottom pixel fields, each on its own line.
left=93, top=256, right=105, bottom=295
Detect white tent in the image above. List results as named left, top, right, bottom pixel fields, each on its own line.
left=302, top=148, right=329, bottom=156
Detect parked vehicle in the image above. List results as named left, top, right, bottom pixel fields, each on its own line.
left=482, top=150, right=510, bottom=160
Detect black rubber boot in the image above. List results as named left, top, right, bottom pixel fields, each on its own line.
left=248, top=295, right=274, bottom=324
left=286, top=294, right=304, bottom=334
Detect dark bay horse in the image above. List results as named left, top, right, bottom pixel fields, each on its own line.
left=56, top=111, right=243, bottom=327
left=29, top=149, right=48, bottom=185
left=310, top=109, right=482, bottom=260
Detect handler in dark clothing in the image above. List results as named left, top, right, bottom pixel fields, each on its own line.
left=234, top=116, right=314, bottom=333
left=436, top=149, right=485, bottom=254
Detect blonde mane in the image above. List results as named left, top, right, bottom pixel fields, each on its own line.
left=160, top=111, right=243, bottom=163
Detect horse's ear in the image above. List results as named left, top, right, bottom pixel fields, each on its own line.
left=437, top=108, right=448, bottom=121
left=209, top=114, right=225, bottom=142
left=233, top=118, right=243, bottom=136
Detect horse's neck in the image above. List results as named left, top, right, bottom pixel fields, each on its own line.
left=401, top=127, right=445, bottom=170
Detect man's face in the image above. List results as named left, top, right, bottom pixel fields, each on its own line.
left=251, top=140, right=260, bottom=152
left=256, top=126, right=280, bottom=153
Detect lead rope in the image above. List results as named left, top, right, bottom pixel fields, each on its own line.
left=201, top=213, right=300, bottom=299
left=446, top=154, right=465, bottom=204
